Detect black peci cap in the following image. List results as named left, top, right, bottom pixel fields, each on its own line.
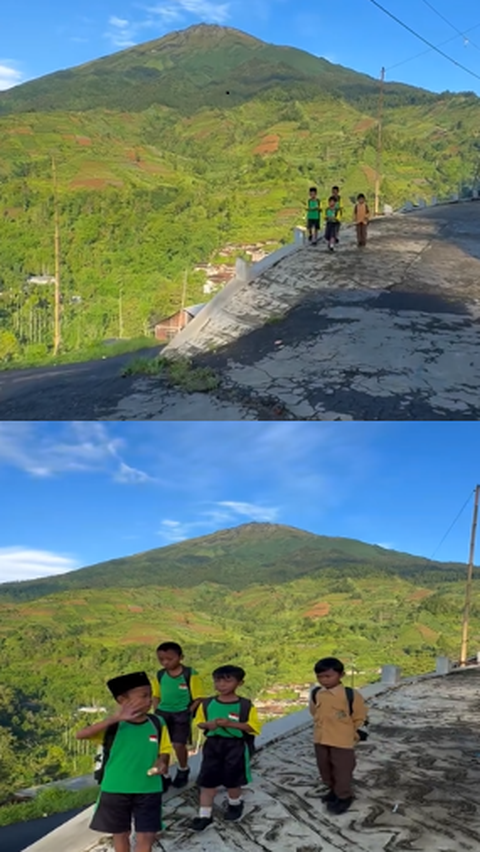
left=107, top=671, right=151, bottom=698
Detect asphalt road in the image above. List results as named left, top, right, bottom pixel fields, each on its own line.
left=0, top=347, right=162, bottom=421
left=0, top=807, right=86, bottom=852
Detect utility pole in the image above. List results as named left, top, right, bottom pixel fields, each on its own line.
left=178, top=270, right=187, bottom=331
left=52, top=156, right=61, bottom=355
left=118, top=284, right=124, bottom=338
left=374, top=67, right=385, bottom=217
left=460, top=485, right=480, bottom=666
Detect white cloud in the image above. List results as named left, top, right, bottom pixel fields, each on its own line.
left=105, top=16, right=137, bottom=47
left=158, top=499, right=279, bottom=543
left=0, top=547, right=80, bottom=583
left=146, top=0, right=230, bottom=24
left=217, top=501, right=279, bottom=523
left=0, top=423, right=154, bottom=485
left=105, top=0, right=231, bottom=49
left=0, top=61, right=23, bottom=91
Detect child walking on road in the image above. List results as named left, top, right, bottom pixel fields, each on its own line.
left=309, top=657, right=368, bottom=815
left=354, top=193, right=370, bottom=247
left=331, top=186, right=343, bottom=243
left=324, top=197, right=339, bottom=251
left=306, top=186, right=321, bottom=245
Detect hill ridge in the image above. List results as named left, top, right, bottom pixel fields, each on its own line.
left=0, top=522, right=467, bottom=603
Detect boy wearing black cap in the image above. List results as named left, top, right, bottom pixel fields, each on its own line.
left=76, top=671, right=173, bottom=852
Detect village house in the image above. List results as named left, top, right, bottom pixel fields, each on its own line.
left=154, top=304, right=205, bottom=341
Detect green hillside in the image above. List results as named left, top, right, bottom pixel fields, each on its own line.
left=0, top=523, right=478, bottom=801
left=0, top=25, right=434, bottom=117
left=0, top=522, right=465, bottom=603
left=0, top=24, right=479, bottom=367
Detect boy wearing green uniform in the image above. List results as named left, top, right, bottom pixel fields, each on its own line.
left=190, top=664, right=261, bottom=832
left=306, top=186, right=321, bottom=245
left=76, top=671, right=172, bottom=852
left=151, top=641, right=205, bottom=789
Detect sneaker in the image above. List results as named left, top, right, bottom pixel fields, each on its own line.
left=329, top=797, right=353, bottom=815
left=172, top=768, right=190, bottom=788
left=191, top=816, right=213, bottom=831
left=224, top=801, right=244, bottom=821
left=321, top=789, right=337, bottom=804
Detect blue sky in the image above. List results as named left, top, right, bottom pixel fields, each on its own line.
left=0, top=422, right=478, bottom=583
left=1, top=0, right=480, bottom=94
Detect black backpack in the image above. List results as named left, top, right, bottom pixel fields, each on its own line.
left=157, top=666, right=193, bottom=706
left=94, top=713, right=162, bottom=784
left=202, top=696, right=256, bottom=756
left=310, top=685, right=369, bottom=741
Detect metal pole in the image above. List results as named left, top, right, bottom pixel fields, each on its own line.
left=374, top=67, right=385, bottom=216
left=460, top=485, right=480, bottom=666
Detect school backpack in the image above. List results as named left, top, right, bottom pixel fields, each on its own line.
left=94, top=713, right=162, bottom=784
left=310, top=685, right=369, bottom=741
left=201, top=696, right=256, bottom=756
left=157, top=666, right=193, bottom=704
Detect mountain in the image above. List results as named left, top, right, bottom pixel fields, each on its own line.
left=0, top=522, right=466, bottom=602
left=1, top=521, right=478, bottom=797
left=0, top=24, right=437, bottom=117
left=0, top=24, right=479, bottom=368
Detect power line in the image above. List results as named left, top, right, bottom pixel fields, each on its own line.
left=367, top=0, right=480, bottom=82
left=387, top=21, right=480, bottom=72
left=430, top=490, right=474, bottom=560
left=419, top=0, right=480, bottom=53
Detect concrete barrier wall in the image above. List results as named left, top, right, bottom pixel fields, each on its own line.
left=162, top=228, right=305, bottom=357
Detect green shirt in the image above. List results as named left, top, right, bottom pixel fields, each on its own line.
left=101, top=718, right=170, bottom=794
left=202, top=698, right=244, bottom=739
left=307, top=198, right=321, bottom=220
left=156, top=669, right=196, bottom=712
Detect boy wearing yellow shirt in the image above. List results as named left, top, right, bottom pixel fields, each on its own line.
left=309, top=657, right=368, bottom=815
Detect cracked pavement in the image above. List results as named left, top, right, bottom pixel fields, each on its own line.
left=109, top=202, right=480, bottom=421
left=88, top=668, right=480, bottom=852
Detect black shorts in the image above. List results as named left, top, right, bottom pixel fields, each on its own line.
left=307, top=218, right=320, bottom=231
left=197, top=737, right=249, bottom=789
left=325, top=221, right=337, bottom=241
left=156, top=709, right=191, bottom=745
left=90, top=791, right=162, bottom=835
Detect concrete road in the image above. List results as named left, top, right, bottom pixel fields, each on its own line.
left=188, top=201, right=480, bottom=421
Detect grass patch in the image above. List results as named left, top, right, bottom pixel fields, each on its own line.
left=0, top=337, right=159, bottom=372
left=0, top=786, right=97, bottom=826
left=123, top=355, right=220, bottom=392
left=266, top=315, right=284, bottom=324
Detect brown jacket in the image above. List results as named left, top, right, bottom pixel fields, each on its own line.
left=354, top=201, right=369, bottom=224
left=309, top=684, right=368, bottom=748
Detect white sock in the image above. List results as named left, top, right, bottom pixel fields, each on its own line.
left=178, top=765, right=189, bottom=771
left=199, top=806, right=212, bottom=818
left=227, top=797, right=242, bottom=806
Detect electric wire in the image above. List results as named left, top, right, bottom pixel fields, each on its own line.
left=387, top=21, right=480, bottom=72
left=419, top=0, right=480, bottom=53
left=367, top=0, right=480, bottom=82
left=430, top=491, right=474, bottom=560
